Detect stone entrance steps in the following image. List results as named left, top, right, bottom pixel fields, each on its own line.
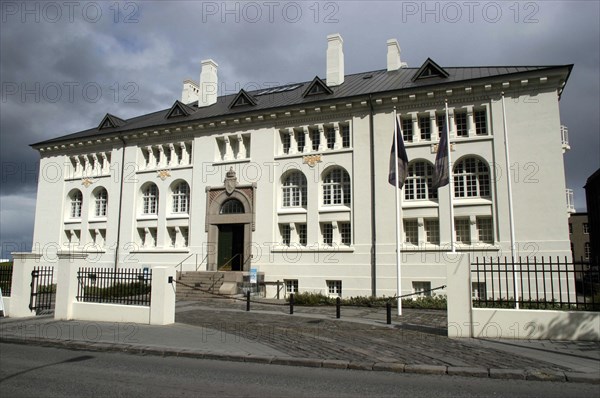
left=176, top=271, right=226, bottom=301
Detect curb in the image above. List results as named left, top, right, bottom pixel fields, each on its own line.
left=1, top=336, right=598, bottom=385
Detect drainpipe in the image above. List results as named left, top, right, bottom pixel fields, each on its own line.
left=368, top=94, right=377, bottom=296
left=114, top=136, right=127, bottom=270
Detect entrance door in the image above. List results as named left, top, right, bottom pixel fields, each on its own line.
left=217, top=224, right=244, bottom=271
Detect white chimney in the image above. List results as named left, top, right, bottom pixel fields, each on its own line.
left=326, top=33, right=344, bottom=86
left=181, top=79, right=199, bottom=104
left=387, top=39, right=407, bottom=71
left=199, top=59, right=218, bottom=107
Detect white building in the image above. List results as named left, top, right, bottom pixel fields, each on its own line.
left=30, top=34, right=573, bottom=298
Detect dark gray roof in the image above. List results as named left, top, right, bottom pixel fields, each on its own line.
left=32, top=63, right=572, bottom=147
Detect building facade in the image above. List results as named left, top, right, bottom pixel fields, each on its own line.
left=569, top=213, right=591, bottom=262
left=30, top=34, right=574, bottom=298
left=585, top=168, right=600, bottom=262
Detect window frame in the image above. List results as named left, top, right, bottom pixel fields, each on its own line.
left=172, top=181, right=190, bottom=214
left=70, top=190, right=83, bottom=218
left=322, top=167, right=351, bottom=206
left=453, top=157, right=491, bottom=199
left=282, top=171, right=307, bottom=208
left=94, top=188, right=108, bottom=217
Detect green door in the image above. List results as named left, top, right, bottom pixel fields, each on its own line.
left=217, top=224, right=244, bottom=270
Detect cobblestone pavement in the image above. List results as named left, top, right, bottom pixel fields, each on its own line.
left=175, top=298, right=574, bottom=371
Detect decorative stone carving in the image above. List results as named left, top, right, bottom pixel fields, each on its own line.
left=157, top=169, right=171, bottom=180
left=224, top=167, right=237, bottom=195
left=303, top=154, right=322, bottom=167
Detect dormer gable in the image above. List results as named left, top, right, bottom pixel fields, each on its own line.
left=412, top=58, right=449, bottom=82
left=98, top=113, right=126, bottom=130
left=229, top=89, right=257, bottom=109
left=165, top=100, right=196, bottom=119
left=302, top=76, right=334, bottom=97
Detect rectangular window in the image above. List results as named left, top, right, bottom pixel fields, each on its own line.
left=339, top=222, right=351, bottom=246
left=311, top=128, right=320, bottom=151
left=402, top=117, right=413, bottom=142
left=285, top=279, right=298, bottom=294
left=569, top=223, right=573, bottom=234
left=281, top=131, right=290, bottom=154
left=322, top=223, right=333, bottom=246
left=424, top=219, right=440, bottom=245
left=476, top=217, right=493, bottom=243
left=583, top=223, right=589, bottom=234
left=419, top=116, right=431, bottom=140
left=455, top=218, right=471, bottom=244
left=296, top=130, right=305, bottom=152
left=474, top=109, right=487, bottom=135
left=404, top=219, right=418, bottom=245
left=412, top=281, right=431, bottom=297
left=436, top=114, right=445, bottom=134
left=326, top=126, right=335, bottom=149
left=327, top=280, right=342, bottom=297
left=71, top=201, right=82, bottom=218
left=584, top=242, right=591, bottom=260
left=297, top=223, right=307, bottom=246
left=455, top=111, right=468, bottom=137
left=280, top=224, right=291, bottom=246
left=341, top=124, right=350, bottom=148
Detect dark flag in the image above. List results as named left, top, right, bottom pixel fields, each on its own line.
left=432, top=119, right=449, bottom=189
left=388, top=116, right=409, bottom=188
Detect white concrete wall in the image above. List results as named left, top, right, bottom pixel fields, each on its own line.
left=470, top=308, right=599, bottom=340
left=71, top=302, right=150, bottom=324
left=446, top=251, right=599, bottom=341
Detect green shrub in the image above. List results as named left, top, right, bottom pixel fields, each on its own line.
left=288, top=292, right=447, bottom=310
left=83, top=281, right=150, bottom=298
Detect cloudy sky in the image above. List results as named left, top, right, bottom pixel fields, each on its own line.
left=1, top=1, right=598, bottom=258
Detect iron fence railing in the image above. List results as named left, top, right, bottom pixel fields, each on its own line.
left=472, top=257, right=599, bottom=311
left=77, top=267, right=152, bottom=306
left=0, top=264, right=13, bottom=296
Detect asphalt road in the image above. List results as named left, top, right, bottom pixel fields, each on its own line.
left=0, top=343, right=598, bottom=398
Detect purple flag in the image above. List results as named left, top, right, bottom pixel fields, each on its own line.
left=432, top=119, right=449, bottom=189
left=388, top=116, right=409, bottom=188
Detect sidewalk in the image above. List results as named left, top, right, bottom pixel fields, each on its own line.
left=1, top=298, right=598, bottom=384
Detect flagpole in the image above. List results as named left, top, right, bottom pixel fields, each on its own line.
left=501, top=92, right=519, bottom=309
left=445, top=100, right=456, bottom=253
left=393, top=109, right=403, bottom=316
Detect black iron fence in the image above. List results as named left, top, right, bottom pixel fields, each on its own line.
left=77, top=267, right=152, bottom=306
left=29, top=266, right=55, bottom=314
left=0, top=263, right=12, bottom=296
left=472, top=257, right=599, bottom=311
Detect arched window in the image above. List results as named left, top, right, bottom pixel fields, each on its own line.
left=220, top=199, right=244, bottom=214
left=142, top=184, right=159, bottom=214
left=94, top=188, right=108, bottom=217
left=323, top=168, right=351, bottom=206
left=282, top=171, right=307, bottom=207
left=453, top=157, right=490, bottom=198
left=172, top=181, right=190, bottom=213
left=404, top=161, right=437, bottom=201
left=70, top=190, right=83, bottom=218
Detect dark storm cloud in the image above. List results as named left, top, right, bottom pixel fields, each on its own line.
left=0, top=0, right=598, bottom=256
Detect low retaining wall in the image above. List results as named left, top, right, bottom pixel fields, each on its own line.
left=470, top=308, right=600, bottom=340
left=447, top=253, right=600, bottom=341
left=71, top=302, right=150, bottom=324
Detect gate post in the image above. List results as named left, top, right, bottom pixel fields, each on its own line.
left=54, top=251, right=88, bottom=321
left=150, top=266, right=176, bottom=325
left=446, top=253, right=472, bottom=338
left=8, top=252, right=42, bottom=317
